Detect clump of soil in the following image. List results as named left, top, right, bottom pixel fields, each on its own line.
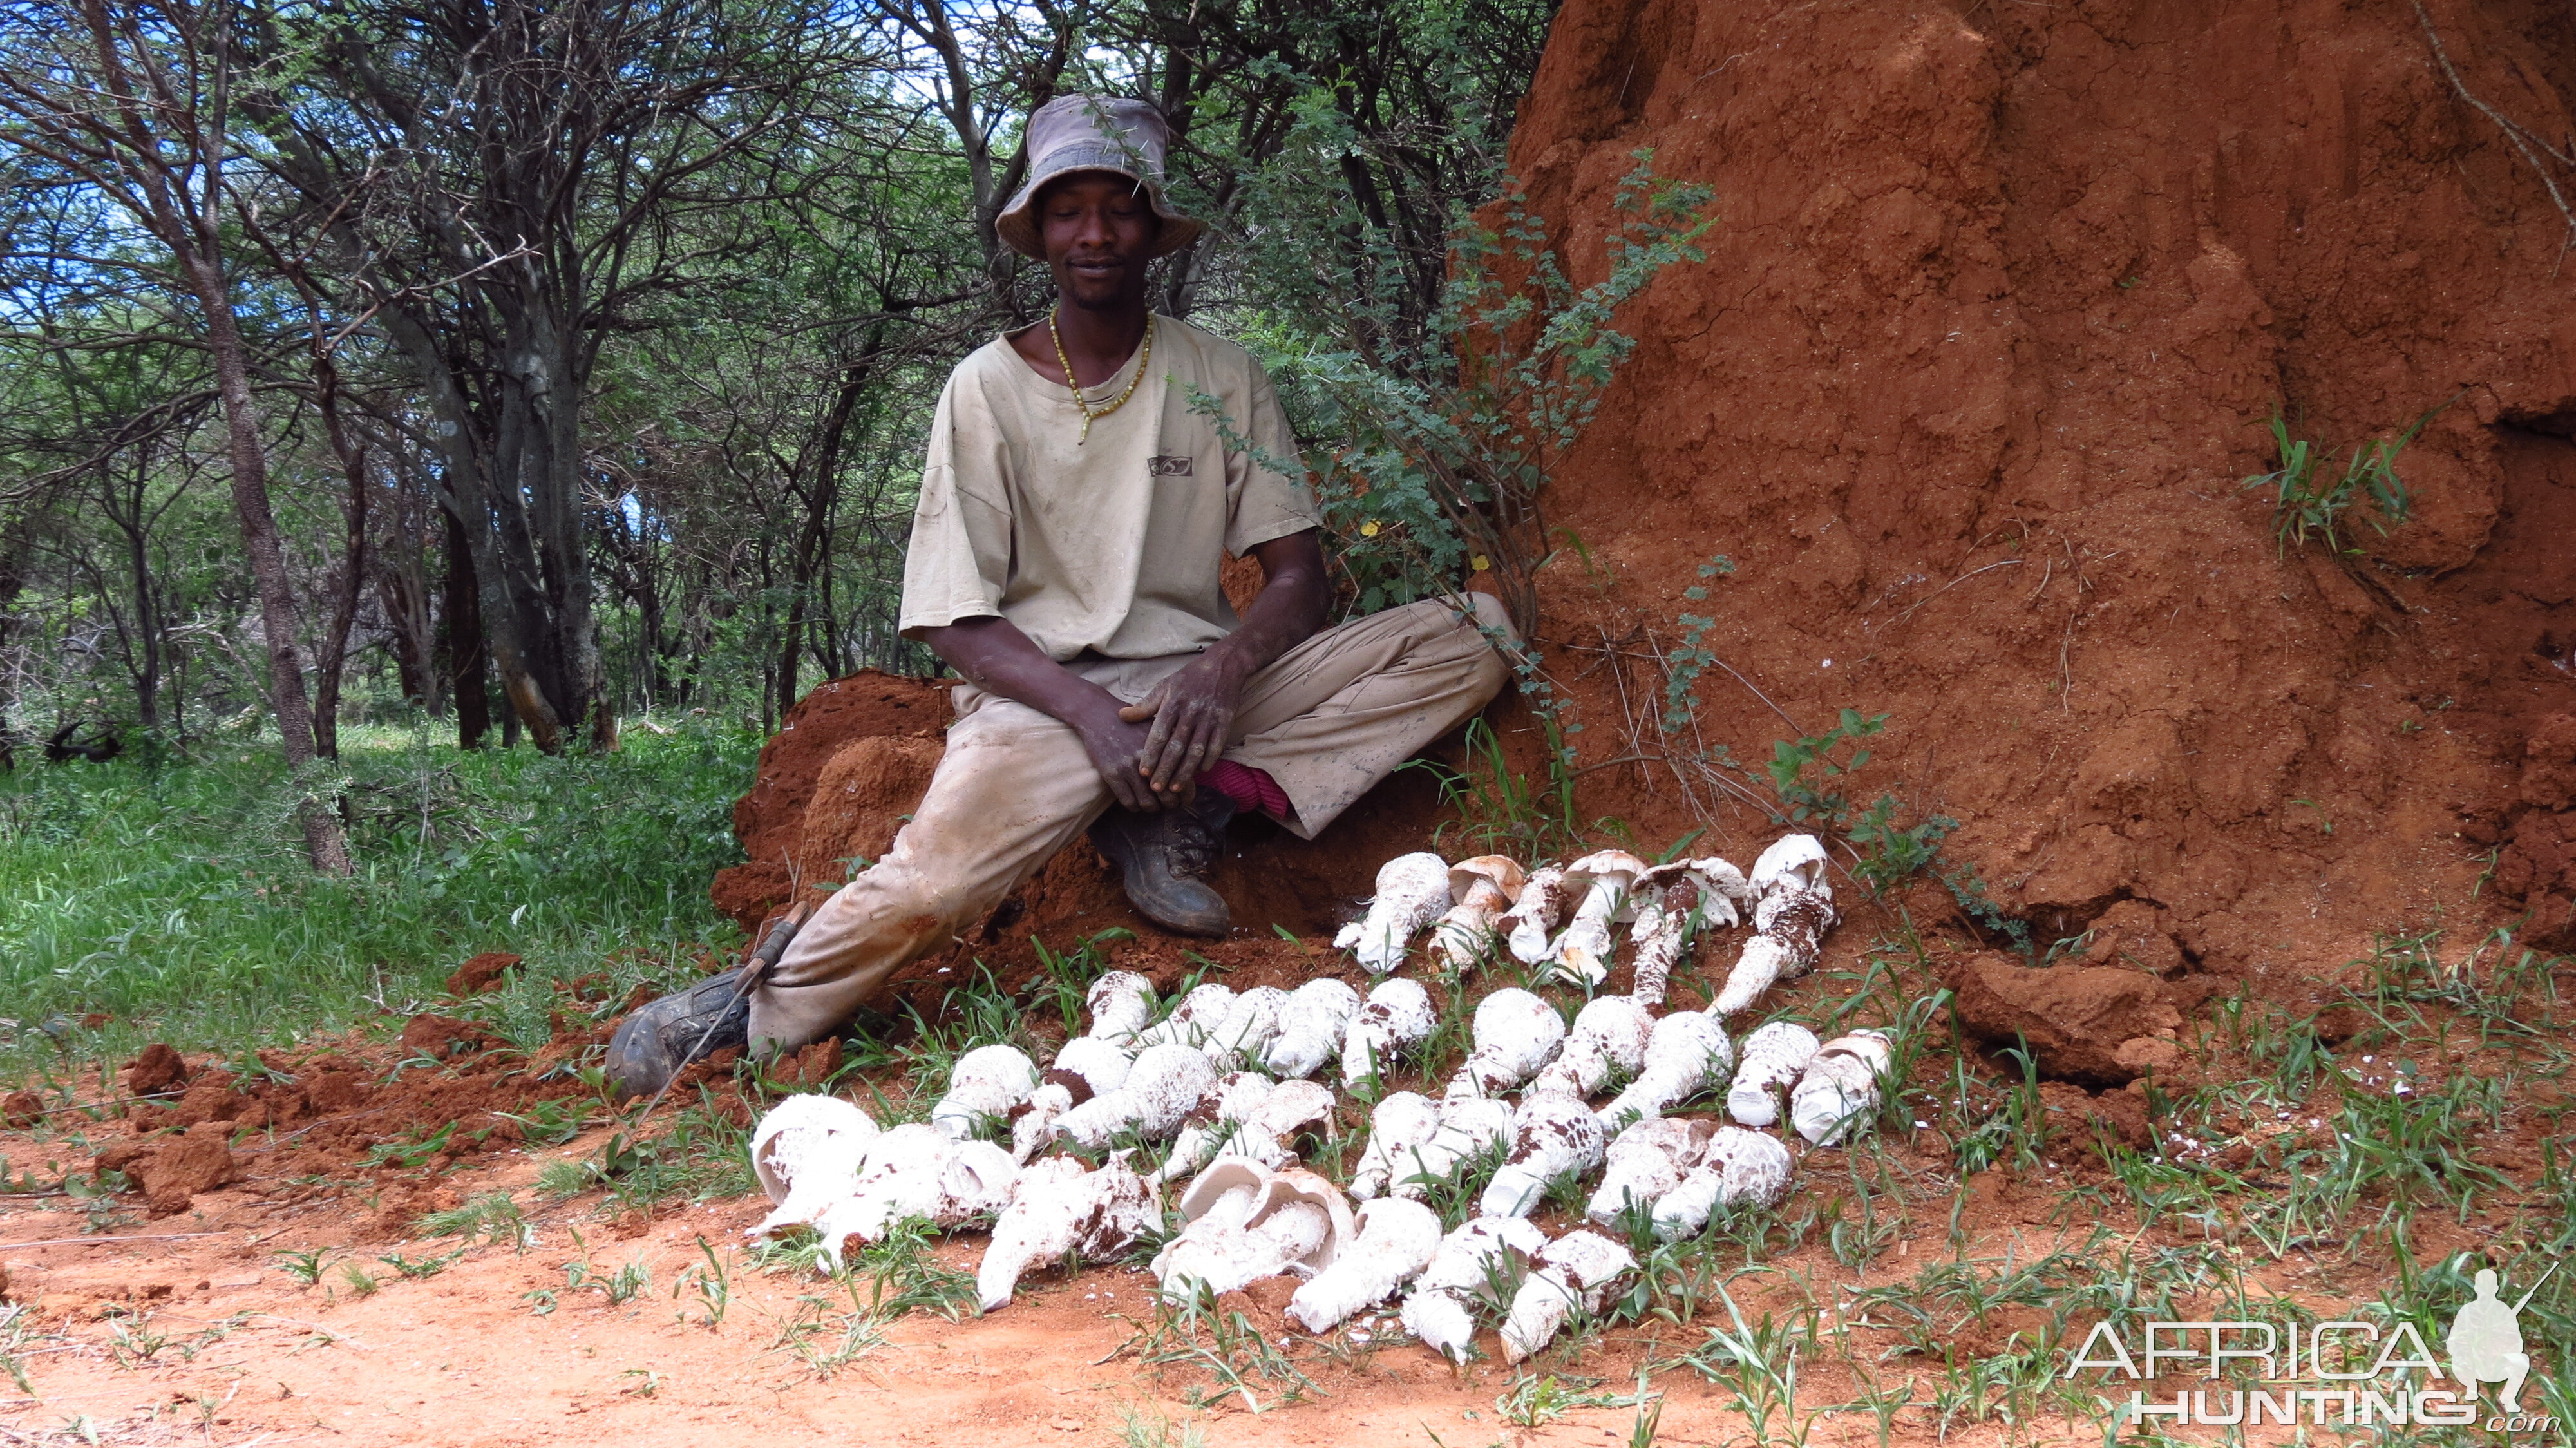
left=710, top=669, right=950, bottom=929
left=129, top=1123, right=239, bottom=1217
left=1943, top=952, right=2182, bottom=1087
left=446, top=952, right=523, bottom=995
left=123, top=1042, right=190, bottom=1098
left=2497, top=711, right=2576, bottom=948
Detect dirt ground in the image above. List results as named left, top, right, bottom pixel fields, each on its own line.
left=2, top=884, right=2567, bottom=1447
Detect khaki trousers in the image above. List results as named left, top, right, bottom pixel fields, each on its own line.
left=751, top=593, right=1515, bottom=1051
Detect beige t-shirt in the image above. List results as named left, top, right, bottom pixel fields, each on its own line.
left=898, top=314, right=1322, bottom=676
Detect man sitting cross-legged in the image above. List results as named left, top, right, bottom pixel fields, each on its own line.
left=607, top=95, right=1516, bottom=1098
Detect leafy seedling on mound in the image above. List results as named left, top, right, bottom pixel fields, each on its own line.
left=2242, top=398, right=2450, bottom=558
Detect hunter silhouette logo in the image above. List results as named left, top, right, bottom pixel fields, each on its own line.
left=2064, top=1261, right=2561, bottom=1434
left=2450, top=1266, right=2554, bottom=1413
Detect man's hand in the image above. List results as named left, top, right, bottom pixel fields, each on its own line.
left=1072, top=702, right=1170, bottom=813
left=914, top=530, right=1325, bottom=817
left=1117, top=652, right=1252, bottom=801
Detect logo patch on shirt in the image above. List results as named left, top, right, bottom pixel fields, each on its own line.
left=1147, top=455, right=1194, bottom=477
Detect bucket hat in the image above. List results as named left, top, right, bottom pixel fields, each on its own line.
left=995, top=95, right=1204, bottom=261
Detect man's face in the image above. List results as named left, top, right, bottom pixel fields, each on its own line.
left=1039, top=173, right=1160, bottom=312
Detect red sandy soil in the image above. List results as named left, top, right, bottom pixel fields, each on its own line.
left=5, top=902, right=2564, bottom=1447
left=1498, top=0, right=2576, bottom=980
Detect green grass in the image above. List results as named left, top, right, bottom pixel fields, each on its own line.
left=0, top=718, right=755, bottom=1076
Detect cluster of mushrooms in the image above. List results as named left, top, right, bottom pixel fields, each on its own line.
left=741, top=832, right=1901, bottom=1367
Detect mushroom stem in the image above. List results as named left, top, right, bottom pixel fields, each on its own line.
left=1430, top=876, right=1513, bottom=967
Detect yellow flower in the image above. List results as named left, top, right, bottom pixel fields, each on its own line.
left=1470, top=554, right=1492, bottom=571
left=1358, top=520, right=1381, bottom=537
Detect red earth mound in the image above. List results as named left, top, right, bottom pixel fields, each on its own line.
left=1491, top=0, right=2576, bottom=983
left=706, top=667, right=1468, bottom=1009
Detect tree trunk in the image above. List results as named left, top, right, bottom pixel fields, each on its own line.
left=377, top=301, right=567, bottom=751
left=375, top=549, right=437, bottom=712
left=182, top=247, right=351, bottom=874
left=310, top=356, right=370, bottom=760
left=442, top=506, right=490, bottom=749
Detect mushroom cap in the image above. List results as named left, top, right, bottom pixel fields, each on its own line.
left=1688, top=856, right=1754, bottom=900
left=1564, top=849, right=1651, bottom=888
left=1372, top=850, right=1454, bottom=897
left=1446, top=855, right=1527, bottom=902
left=1178, top=1160, right=1357, bottom=1275
left=1814, top=1029, right=1893, bottom=1072
left=750, top=1093, right=878, bottom=1204
left=1750, top=834, right=1830, bottom=896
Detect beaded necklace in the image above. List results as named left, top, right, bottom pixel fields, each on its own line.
left=1046, top=308, right=1152, bottom=444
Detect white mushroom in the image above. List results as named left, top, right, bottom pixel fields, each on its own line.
left=1444, top=988, right=1566, bottom=1099
left=814, top=1118, right=1025, bottom=1252
left=1687, top=855, right=1754, bottom=908
left=1430, top=856, right=1527, bottom=969
left=1151, top=1162, right=1349, bottom=1299
left=1339, top=977, right=1435, bottom=1089
left=1084, top=971, right=1157, bottom=1047
left=1390, top=1095, right=1512, bottom=1202
left=1153, top=1071, right=1278, bottom=1187
left=1649, top=1127, right=1794, bottom=1240
left=1348, top=1091, right=1441, bottom=1201
left=931, top=1044, right=1041, bottom=1141
left=1498, top=1229, right=1637, bottom=1364
left=1333, top=852, right=1453, bottom=974
left=1285, top=1196, right=1443, bottom=1333
left=1133, top=982, right=1236, bottom=1052
left=1528, top=995, right=1654, bottom=1100
left=748, top=1094, right=879, bottom=1237
left=1748, top=832, right=1830, bottom=899
left=1151, top=1074, right=1338, bottom=1186
left=814, top=1134, right=1023, bottom=1262
left=1789, top=1029, right=1893, bottom=1146
left=1262, top=977, right=1363, bottom=1080
left=1399, top=1215, right=1548, bottom=1363
left=1009, top=1036, right=1133, bottom=1163
left=1479, top=1094, right=1607, bottom=1219
left=975, top=1151, right=1154, bottom=1312
left=934, top=1140, right=1020, bottom=1222
left=1713, top=835, right=1837, bottom=1018
left=1203, top=986, right=1289, bottom=1069
left=1224, top=1076, right=1338, bottom=1171
left=1585, top=1116, right=1714, bottom=1229
left=1498, top=865, right=1571, bottom=965
left=1052, top=1042, right=1219, bottom=1150
left=1544, top=850, right=1651, bottom=988
left=808, top=1123, right=964, bottom=1262
left=1726, top=1022, right=1821, bottom=1128
left=1625, top=860, right=1743, bottom=1005
left=1597, top=1011, right=1734, bottom=1130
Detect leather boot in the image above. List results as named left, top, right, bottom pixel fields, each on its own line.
left=602, top=967, right=753, bottom=1101
left=1089, top=789, right=1236, bottom=937
left=601, top=904, right=813, bottom=1101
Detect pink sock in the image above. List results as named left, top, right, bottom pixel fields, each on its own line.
left=1204, top=759, right=1290, bottom=820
